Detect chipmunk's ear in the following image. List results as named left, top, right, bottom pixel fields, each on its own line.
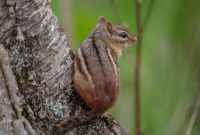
left=98, top=16, right=106, bottom=25
left=106, top=22, right=113, bottom=33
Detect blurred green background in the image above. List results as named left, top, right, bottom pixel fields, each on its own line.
left=51, top=0, right=200, bottom=135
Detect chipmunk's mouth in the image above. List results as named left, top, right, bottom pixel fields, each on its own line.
left=125, top=43, right=130, bottom=48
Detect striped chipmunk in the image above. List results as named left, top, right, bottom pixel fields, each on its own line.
left=53, top=16, right=136, bottom=133
left=74, top=16, right=137, bottom=115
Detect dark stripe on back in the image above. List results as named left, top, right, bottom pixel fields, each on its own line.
left=91, top=35, right=117, bottom=97
left=91, top=36, right=106, bottom=77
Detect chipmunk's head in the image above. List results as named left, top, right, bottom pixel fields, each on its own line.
left=96, top=16, right=137, bottom=57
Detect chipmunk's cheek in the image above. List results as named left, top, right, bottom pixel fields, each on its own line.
left=115, top=43, right=125, bottom=49
left=124, top=42, right=131, bottom=48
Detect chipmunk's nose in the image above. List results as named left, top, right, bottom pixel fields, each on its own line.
left=130, top=35, right=137, bottom=43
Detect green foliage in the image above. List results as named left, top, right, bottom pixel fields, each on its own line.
left=52, top=0, right=200, bottom=134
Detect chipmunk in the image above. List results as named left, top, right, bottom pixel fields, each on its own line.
left=74, top=16, right=136, bottom=115
left=53, top=16, right=136, bottom=133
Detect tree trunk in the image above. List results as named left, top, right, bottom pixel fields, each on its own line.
left=0, top=0, right=129, bottom=134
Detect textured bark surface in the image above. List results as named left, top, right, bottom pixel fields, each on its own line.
left=0, top=0, right=129, bottom=134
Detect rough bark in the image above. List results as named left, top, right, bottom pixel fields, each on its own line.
left=0, top=0, right=129, bottom=135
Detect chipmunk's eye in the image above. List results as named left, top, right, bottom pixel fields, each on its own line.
left=119, top=32, right=127, bottom=38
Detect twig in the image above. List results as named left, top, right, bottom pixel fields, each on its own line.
left=134, top=0, right=154, bottom=134
left=186, top=92, right=200, bottom=135
left=134, top=0, right=142, bottom=134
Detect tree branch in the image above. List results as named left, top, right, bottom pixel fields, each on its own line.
left=0, top=0, right=129, bottom=134
left=0, top=44, right=35, bottom=135
left=134, top=0, right=154, bottom=134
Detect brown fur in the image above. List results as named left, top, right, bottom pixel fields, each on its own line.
left=73, top=16, right=136, bottom=115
